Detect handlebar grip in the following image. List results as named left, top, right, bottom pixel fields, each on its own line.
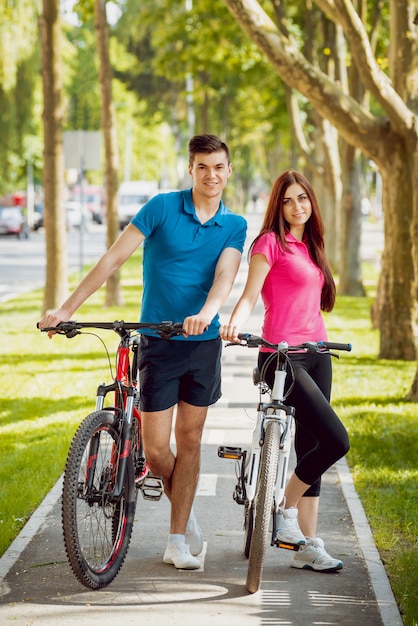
left=172, top=322, right=186, bottom=331
left=37, top=321, right=65, bottom=331
left=319, top=341, right=352, bottom=352
left=236, top=333, right=264, bottom=348
left=37, top=321, right=79, bottom=337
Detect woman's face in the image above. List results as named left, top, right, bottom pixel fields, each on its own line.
left=282, top=183, right=312, bottom=238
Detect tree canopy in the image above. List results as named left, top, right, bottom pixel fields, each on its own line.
left=2, top=0, right=418, bottom=395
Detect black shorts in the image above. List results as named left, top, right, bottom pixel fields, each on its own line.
left=137, top=336, right=222, bottom=412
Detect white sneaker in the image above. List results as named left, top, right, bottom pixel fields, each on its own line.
left=185, top=515, right=203, bottom=556
left=163, top=542, right=201, bottom=569
left=291, top=537, right=343, bottom=572
left=275, top=507, right=306, bottom=545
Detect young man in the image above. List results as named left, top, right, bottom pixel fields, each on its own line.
left=39, top=134, right=247, bottom=569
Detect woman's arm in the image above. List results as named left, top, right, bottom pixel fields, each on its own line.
left=182, top=246, right=242, bottom=336
left=220, top=253, right=270, bottom=341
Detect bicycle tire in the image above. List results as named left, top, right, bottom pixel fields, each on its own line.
left=246, top=420, right=281, bottom=594
left=62, top=410, right=137, bottom=589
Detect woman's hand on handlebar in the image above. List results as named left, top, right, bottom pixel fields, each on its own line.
left=219, top=323, right=241, bottom=343
left=38, top=308, right=71, bottom=338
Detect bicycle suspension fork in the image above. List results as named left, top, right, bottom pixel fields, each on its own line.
left=86, top=382, right=136, bottom=501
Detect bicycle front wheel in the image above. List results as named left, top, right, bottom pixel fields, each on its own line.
left=246, top=420, right=280, bottom=594
left=62, top=410, right=137, bottom=589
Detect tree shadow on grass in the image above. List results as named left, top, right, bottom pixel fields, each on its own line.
left=0, top=395, right=94, bottom=429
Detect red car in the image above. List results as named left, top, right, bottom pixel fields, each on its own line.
left=0, top=206, right=30, bottom=239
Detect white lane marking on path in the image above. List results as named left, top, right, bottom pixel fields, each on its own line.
left=196, top=474, right=217, bottom=496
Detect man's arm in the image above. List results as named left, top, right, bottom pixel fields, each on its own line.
left=39, top=224, right=145, bottom=335
left=182, top=246, right=242, bottom=336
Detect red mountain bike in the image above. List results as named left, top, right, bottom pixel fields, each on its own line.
left=38, top=320, right=184, bottom=589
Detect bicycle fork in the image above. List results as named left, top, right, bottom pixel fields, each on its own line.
left=92, top=383, right=165, bottom=502
left=218, top=403, right=297, bottom=551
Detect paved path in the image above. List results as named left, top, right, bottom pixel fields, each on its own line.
left=0, top=213, right=401, bottom=625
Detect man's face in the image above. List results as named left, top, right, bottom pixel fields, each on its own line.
left=189, top=150, right=232, bottom=198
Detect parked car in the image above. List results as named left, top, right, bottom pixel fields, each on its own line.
left=32, top=203, right=44, bottom=230
left=66, top=201, right=91, bottom=230
left=117, top=181, right=158, bottom=229
left=69, top=185, right=105, bottom=224
left=0, top=206, right=30, bottom=239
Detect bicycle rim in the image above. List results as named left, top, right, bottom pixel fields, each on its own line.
left=246, top=420, right=280, bottom=594
left=62, top=410, right=136, bottom=589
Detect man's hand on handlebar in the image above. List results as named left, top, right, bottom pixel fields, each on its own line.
left=38, top=308, right=71, bottom=339
left=182, top=312, right=211, bottom=337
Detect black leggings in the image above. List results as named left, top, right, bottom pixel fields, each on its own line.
left=258, top=351, right=350, bottom=497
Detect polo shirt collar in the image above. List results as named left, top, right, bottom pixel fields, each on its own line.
left=183, top=188, right=225, bottom=226
left=285, top=231, right=308, bottom=245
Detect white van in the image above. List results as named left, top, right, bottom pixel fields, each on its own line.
left=118, top=181, right=158, bottom=229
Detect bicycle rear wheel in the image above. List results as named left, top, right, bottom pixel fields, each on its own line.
left=62, top=410, right=137, bottom=589
left=246, top=420, right=280, bottom=594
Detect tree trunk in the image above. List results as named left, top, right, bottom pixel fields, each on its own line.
left=339, top=143, right=366, bottom=296
left=40, top=0, right=67, bottom=314
left=316, top=119, right=341, bottom=270
left=377, top=146, right=415, bottom=360
left=95, top=0, right=122, bottom=307
left=406, top=146, right=418, bottom=399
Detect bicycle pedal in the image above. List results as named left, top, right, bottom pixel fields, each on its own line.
left=218, top=446, right=243, bottom=460
left=276, top=540, right=301, bottom=552
left=139, top=473, right=165, bottom=501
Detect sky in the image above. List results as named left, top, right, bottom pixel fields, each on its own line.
left=61, top=0, right=121, bottom=25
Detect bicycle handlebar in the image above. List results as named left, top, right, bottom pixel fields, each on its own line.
left=37, top=320, right=185, bottom=340
left=317, top=340, right=352, bottom=352
left=235, top=333, right=352, bottom=353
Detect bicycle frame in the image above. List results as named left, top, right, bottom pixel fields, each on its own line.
left=239, top=345, right=295, bottom=517
left=90, top=333, right=138, bottom=500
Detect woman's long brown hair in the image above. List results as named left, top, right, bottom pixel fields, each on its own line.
left=250, top=169, right=336, bottom=312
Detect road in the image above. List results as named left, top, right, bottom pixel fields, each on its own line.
left=0, top=224, right=107, bottom=301
left=0, top=218, right=383, bottom=302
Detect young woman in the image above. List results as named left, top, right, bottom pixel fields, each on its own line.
left=220, top=169, right=349, bottom=572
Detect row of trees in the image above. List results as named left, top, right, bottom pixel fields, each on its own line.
left=1, top=0, right=418, bottom=398
left=221, top=0, right=418, bottom=397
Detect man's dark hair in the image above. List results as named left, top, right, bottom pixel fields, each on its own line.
left=188, top=134, right=230, bottom=166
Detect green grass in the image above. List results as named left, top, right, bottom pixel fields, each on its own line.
left=0, top=255, right=417, bottom=625
left=326, top=291, right=418, bottom=626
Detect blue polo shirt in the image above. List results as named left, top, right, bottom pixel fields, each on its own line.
left=131, top=189, right=247, bottom=340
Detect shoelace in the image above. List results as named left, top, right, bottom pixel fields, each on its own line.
left=309, top=544, right=337, bottom=564
left=286, top=515, right=300, bottom=532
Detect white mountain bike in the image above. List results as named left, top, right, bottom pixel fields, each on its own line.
left=218, top=333, right=351, bottom=593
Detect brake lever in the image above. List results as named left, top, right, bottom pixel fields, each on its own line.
left=64, top=328, right=80, bottom=338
